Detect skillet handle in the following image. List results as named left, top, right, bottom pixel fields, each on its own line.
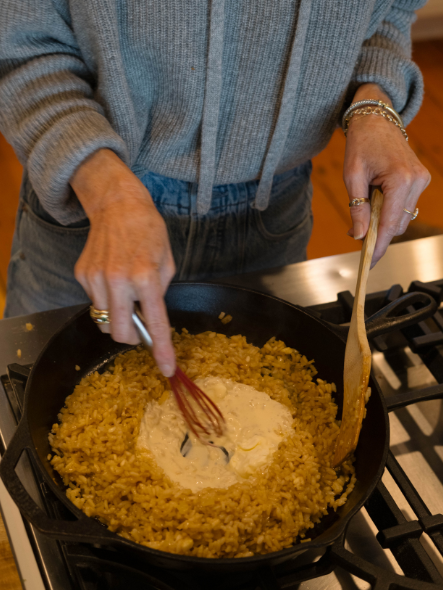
left=364, top=291, right=437, bottom=339
left=0, top=415, right=118, bottom=544
left=326, top=292, right=438, bottom=340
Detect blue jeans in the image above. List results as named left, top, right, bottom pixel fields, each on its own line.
left=4, top=163, right=313, bottom=317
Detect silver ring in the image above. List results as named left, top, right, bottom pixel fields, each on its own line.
left=349, top=198, right=370, bottom=208
left=403, top=207, right=419, bottom=221
left=90, top=306, right=111, bottom=324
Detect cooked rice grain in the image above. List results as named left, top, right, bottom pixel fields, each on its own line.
left=49, top=330, right=355, bottom=558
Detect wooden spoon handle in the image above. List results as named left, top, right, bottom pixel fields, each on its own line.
left=354, top=188, right=384, bottom=312
left=332, top=188, right=384, bottom=468
left=353, top=188, right=383, bottom=320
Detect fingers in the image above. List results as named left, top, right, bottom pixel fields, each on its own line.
left=137, top=274, right=176, bottom=377
left=90, top=269, right=114, bottom=335
left=159, top=251, right=177, bottom=293
left=75, top=248, right=112, bottom=335
left=75, top=226, right=176, bottom=376
left=107, top=275, right=140, bottom=345
left=77, top=258, right=176, bottom=373
left=348, top=200, right=371, bottom=240
left=371, top=168, right=430, bottom=267
left=370, top=220, right=397, bottom=269
left=344, top=158, right=372, bottom=240
left=396, top=169, right=429, bottom=235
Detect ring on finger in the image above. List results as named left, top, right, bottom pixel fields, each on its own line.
left=90, top=306, right=111, bottom=324
left=349, top=198, right=370, bottom=208
left=403, top=207, right=419, bottom=221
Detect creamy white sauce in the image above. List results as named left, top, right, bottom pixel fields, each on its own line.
left=137, top=376, right=293, bottom=492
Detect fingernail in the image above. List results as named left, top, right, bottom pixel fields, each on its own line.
left=353, top=222, right=364, bottom=240
left=347, top=228, right=353, bottom=237
left=162, top=364, right=175, bottom=378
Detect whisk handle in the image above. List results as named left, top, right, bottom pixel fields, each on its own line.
left=132, top=303, right=153, bottom=352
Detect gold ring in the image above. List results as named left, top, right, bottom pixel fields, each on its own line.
left=89, top=306, right=111, bottom=324
left=403, top=207, right=419, bottom=221
left=349, top=198, right=370, bottom=207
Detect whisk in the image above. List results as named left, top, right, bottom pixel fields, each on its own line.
left=132, top=303, right=225, bottom=440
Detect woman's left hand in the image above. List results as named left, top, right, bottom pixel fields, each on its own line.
left=343, top=83, right=431, bottom=267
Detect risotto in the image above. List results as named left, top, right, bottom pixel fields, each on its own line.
left=48, top=329, right=356, bottom=558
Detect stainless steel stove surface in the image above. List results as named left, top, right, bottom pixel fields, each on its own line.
left=1, top=235, right=443, bottom=590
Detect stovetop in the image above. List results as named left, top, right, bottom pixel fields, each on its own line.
left=1, top=272, right=443, bottom=589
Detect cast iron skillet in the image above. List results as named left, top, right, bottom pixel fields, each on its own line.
left=0, top=283, right=438, bottom=573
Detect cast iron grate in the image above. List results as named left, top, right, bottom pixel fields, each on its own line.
left=2, top=279, right=443, bottom=589
left=309, top=279, right=443, bottom=383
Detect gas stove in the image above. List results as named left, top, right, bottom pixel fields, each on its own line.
left=1, top=235, right=443, bottom=590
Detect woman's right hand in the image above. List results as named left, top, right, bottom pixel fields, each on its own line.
left=70, top=148, right=176, bottom=377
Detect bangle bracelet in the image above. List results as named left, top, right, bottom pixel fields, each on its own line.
left=342, top=102, right=408, bottom=142
left=342, top=99, right=404, bottom=129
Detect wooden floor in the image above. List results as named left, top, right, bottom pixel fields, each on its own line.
left=0, top=518, right=22, bottom=589
left=0, top=39, right=443, bottom=589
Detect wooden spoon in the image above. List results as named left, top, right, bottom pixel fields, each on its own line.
left=332, top=188, right=384, bottom=468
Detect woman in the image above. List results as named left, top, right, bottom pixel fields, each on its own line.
left=0, top=0, right=430, bottom=376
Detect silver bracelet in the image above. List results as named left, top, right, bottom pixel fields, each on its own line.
left=342, top=99, right=404, bottom=130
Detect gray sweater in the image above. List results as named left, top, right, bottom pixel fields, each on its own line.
left=0, top=0, right=425, bottom=223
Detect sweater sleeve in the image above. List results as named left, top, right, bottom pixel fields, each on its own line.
left=350, top=0, right=426, bottom=126
left=0, top=0, right=129, bottom=225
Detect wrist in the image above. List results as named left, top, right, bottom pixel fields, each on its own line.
left=344, top=85, right=407, bottom=141
left=70, top=148, right=149, bottom=219
left=352, top=83, right=392, bottom=107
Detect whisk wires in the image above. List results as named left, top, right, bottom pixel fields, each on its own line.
left=169, top=367, right=225, bottom=441
left=131, top=302, right=225, bottom=441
